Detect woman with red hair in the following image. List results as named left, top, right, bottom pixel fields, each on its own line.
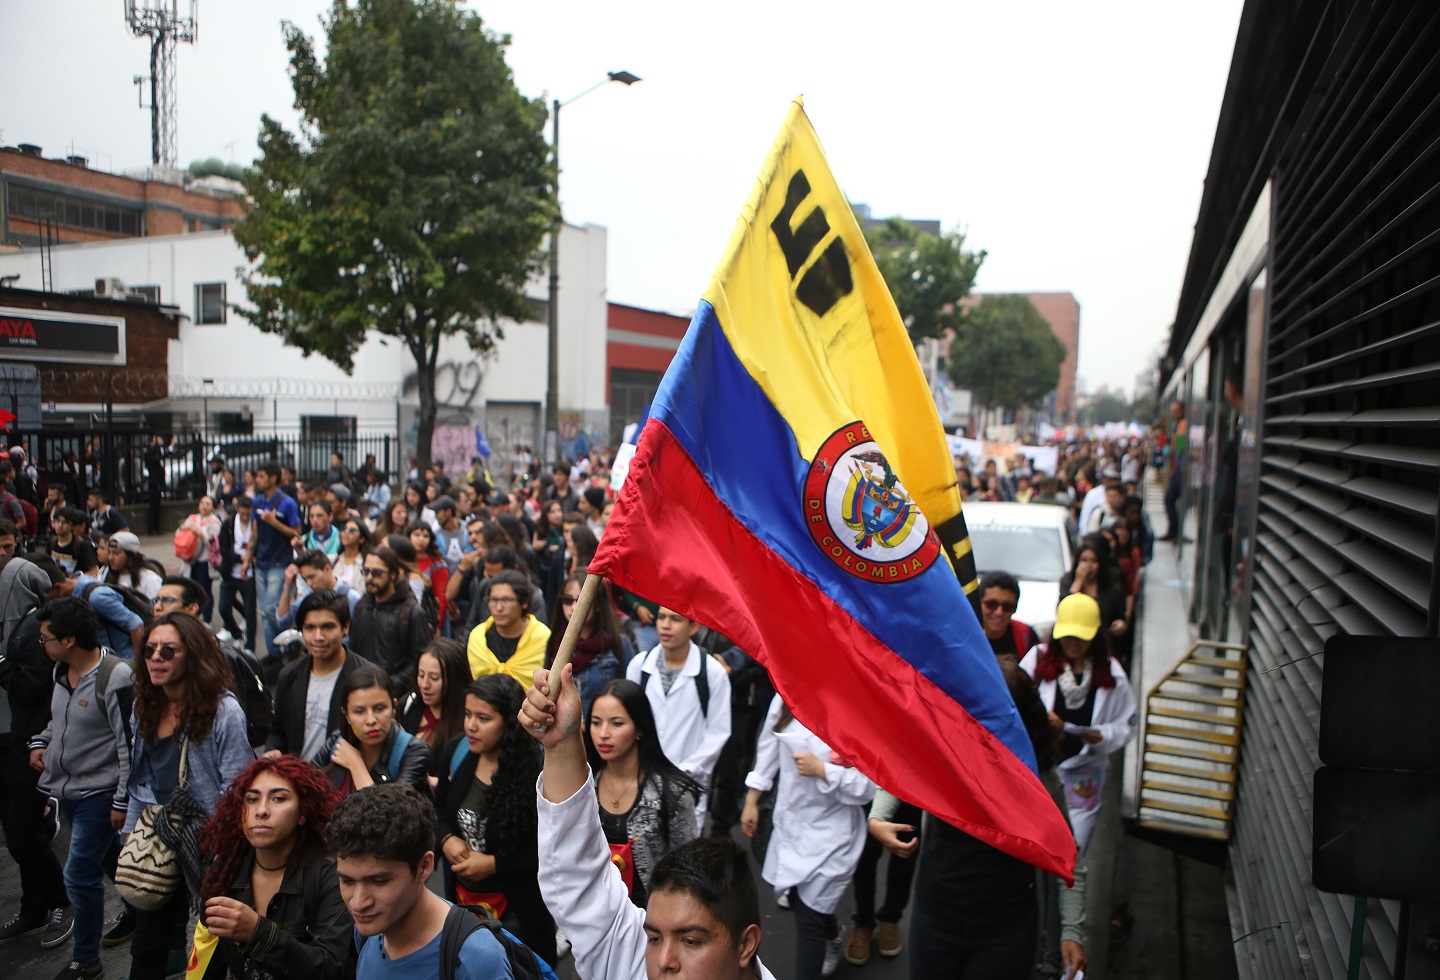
left=1021, top=592, right=1136, bottom=853
left=197, top=755, right=354, bottom=979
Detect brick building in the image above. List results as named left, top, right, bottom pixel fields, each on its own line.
left=0, top=285, right=179, bottom=405
left=0, top=144, right=244, bottom=248
left=605, top=302, right=690, bottom=445
left=1020, top=292, right=1080, bottom=424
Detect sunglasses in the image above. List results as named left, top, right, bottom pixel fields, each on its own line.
left=982, top=599, right=1017, bottom=614
left=362, top=567, right=388, bottom=577
left=560, top=596, right=577, bottom=606
left=143, top=643, right=183, bottom=662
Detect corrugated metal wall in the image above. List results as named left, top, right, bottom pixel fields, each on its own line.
left=1238, top=2, right=1440, bottom=978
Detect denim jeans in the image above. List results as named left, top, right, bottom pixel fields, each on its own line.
left=189, top=560, right=214, bottom=622
left=574, top=652, right=620, bottom=722
left=791, top=888, right=838, bottom=980
left=60, top=793, right=121, bottom=967
left=255, top=563, right=287, bottom=658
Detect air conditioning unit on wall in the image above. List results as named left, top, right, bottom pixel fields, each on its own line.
left=94, top=277, right=127, bottom=298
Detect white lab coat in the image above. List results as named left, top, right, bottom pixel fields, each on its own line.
left=745, top=696, right=874, bottom=915
left=537, top=771, right=778, bottom=980
left=626, top=643, right=732, bottom=787
left=1020, top=647, right=1137, bottom=851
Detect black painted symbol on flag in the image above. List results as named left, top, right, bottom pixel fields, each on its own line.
left=770, top=170, right=854, bottom=317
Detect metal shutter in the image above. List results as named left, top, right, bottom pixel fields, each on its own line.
left=1240, top=3, right=1440, bottom=978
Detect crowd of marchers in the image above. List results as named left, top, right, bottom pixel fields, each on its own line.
left=0, top=433, right=1163, bottom=980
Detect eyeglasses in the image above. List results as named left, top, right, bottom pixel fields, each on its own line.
left=153, top=595, right=184, bottom=609
left=39, top=632, right=60, bottom=646
left=143, top=643, right=182, bottom=662
left=982, top=599, right=1017, bottom=614
left=361, top=567, right=388, bottom=577
left=560, top=596, right=577, bottom=606
left=488, top=596, right=519, bottom=607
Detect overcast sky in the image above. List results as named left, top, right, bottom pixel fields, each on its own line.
left=4, top=1, right=1244, bottom=397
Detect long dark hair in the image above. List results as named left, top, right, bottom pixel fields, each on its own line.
left=199, top=755, right=341, bottom=902
left=1000, top=658, right=1061, bottom=771
left=583, top=678, right=701, bottom=842
left=463, top=675, right=541, bottom=853
left=568, top=524, right=598, bottom=572
left=1032, top=625, right=1118, bottom=690
left=1066, top=534, right=1115, bottom=591
left=414, top=638, right=468, bottom=750
left=404, top=520, right=443, bottom=562
left=338, top=663, right=396, bottom=750
left=546, top=570, right=627, bottom=661
left=134, top=613, right=234, bottom=742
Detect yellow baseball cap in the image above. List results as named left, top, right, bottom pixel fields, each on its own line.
left=1052, top=593, right=1102, bottom=642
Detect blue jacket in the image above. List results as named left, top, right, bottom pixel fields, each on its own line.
left=124, top=691, right=255, bottom=833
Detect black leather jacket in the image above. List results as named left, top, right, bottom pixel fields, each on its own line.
left=209, top=853, right=354, bottom=980
left=312, top=722, right=433, bottom=799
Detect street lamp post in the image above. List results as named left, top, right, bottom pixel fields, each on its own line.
left=546, top=69, right=640, bottom=464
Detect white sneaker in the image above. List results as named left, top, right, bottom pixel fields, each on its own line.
left=821, top=924, right=844, bottom=977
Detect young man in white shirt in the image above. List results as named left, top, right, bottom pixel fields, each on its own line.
left=625, top=607, right=732, bottom=824
left=523, top=663, right=774, bottom=980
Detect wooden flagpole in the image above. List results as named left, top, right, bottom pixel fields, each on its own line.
left=546, top=571, right=605, bottom=679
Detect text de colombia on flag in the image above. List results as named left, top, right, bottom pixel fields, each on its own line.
left=591, top=100, right=1076, bottom=881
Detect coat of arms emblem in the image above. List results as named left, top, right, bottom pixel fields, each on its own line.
left=803, top=421, right=940, bottom=583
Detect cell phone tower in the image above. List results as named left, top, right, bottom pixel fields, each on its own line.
left=125, top=0, right=198, bottom=168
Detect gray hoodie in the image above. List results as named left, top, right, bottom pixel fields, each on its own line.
left=31, top=651, right=134, bottom=810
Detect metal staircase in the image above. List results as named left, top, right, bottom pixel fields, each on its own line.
left=1136, top=640, right=1248, bottom=840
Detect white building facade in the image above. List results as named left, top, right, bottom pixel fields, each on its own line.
left=0, top=223, right=609, bottom=475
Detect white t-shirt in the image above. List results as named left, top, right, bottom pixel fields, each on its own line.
left=303, top=668, right=341, bottom=762
left=230, top=517, right=253, bottom=580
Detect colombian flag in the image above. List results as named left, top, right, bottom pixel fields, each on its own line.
left=592, top=100, right=1075, bottom=880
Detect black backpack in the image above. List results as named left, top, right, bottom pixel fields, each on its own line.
left=216, top=632, right=273, bottom=746
left=640, top=654, right=710, bottom=718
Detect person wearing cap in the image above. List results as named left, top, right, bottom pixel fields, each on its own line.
left=99, top=531, right=164, bottom=600
left=429, top=496, right=466, bottom=571
left=1020, top=593, right=1135, bottom=852
left=1077, top=465, right=1121, bottom=539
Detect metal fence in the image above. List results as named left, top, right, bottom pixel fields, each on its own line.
left=11, top=424, right=399, bottom=504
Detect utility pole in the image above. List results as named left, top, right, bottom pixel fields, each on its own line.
left=125, top=0, right=198, bottom=168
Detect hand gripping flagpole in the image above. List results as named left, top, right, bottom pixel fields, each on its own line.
left=536, top=572, right=605, bottom=731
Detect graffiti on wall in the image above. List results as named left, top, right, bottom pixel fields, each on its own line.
left=430, top=424, right=477, bottom=477
left=401, top=360, right=485, bottom=410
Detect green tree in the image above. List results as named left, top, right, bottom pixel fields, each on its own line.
left=1079, top=392, right=1133, bottom=426
left=947, top=294, right=1065, bottom=413
left=864, top=218, right=985, bottom=340
left=234, top=0, right=554, bottom=468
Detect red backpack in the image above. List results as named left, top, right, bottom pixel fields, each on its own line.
left=1, top=492, right=37, bottom=540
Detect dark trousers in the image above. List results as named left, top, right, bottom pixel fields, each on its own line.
left=791, top=889, right=838, bottom=980
left=129, top=882, right=188, bottom=980
left=908, top=902, right=1038, bottom=980
left=146, top=482, right=163, bottom=535
left=1162, top=464, right=1183, bottom=538
left=189, top=560, right=215, bottom=622
left=853, top=800, right=921, bottom=926
left=219, top=576, right=256, bottom=650
left=0, top=749, right=68, bottom=917
left=708, top=702, right=766, bottom=835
